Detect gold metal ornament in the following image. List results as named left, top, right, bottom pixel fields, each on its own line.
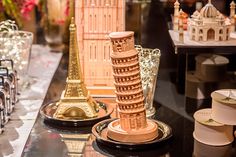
left=53, top=17, right=99, bottom=120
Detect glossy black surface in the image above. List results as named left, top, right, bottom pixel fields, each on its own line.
left=22, top=1, right=236, bottom=157
left=40, top=101, right=113, bottom=127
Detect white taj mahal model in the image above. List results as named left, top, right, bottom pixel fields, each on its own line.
left=174, top=0, right=236, bottom=42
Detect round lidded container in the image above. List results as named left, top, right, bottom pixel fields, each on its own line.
left=211, top=89, right=236, bottom=125
left=193, top=108, right=234, bottom=146
left=193, top=139, right=232, bottom=157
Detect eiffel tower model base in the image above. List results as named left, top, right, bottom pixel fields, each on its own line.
left=53, top=91, right=99, bottom=120
left=40, top=97, right=113, bottom=127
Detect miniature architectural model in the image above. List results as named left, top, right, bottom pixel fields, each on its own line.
left=173, top=0, right=180, bottom=31
left=107, top=31, right=158, bottom=143
left=230, top=1, right=235, bottom=32
left=173, top=2, right=189, bottom=31
left=53, top=18, right=98, bottom=120
left=75, top=0, right=125, bottom=96
left=188, top=0, right=232, bottom=41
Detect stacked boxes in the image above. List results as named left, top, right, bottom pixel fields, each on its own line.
left=185, top=54, right=236, bottom=99
left=193, top=89, right=236, bottom=146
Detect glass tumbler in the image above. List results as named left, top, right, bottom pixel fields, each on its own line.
left=14, top=31, right=33, bottom=89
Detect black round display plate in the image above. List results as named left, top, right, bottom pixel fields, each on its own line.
left=92, top=118, right=172, bottom=150
left=40, top=101, right=113, bottom=127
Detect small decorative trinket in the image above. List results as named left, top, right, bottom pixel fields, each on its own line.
left=92, top=31, right=172, bottom=149
left=40, top=18, right=113, bottom=127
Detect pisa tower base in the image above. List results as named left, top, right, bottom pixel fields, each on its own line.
left=107, top=119, right=158, bottom=143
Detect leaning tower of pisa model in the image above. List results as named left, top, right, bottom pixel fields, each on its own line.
left=107, top=31, right=158, bottom=143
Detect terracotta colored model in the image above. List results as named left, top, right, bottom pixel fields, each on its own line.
left=230, top=1, right=235, bottom=32
left=53, top=18, right=98, bottom=120
left=75, top=0, right=125, bottom=96
left=107, top=31, right=158, bottom=143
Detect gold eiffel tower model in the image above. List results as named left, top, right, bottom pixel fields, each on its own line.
left=53, top=17, right=99, bottom=120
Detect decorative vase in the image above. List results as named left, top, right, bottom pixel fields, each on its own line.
left=136, top=45, right=161, bottom=118
left=0, top=20, right=33, bottom=89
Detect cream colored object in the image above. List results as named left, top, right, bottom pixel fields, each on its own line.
left=195, top=54, right=229, bottom=82
left=188, top=1, right=231, bottom=42
left=211, top=89, right=236, bottom=125
left=174, top=0, right=235, bottom=42
left=193, top=139, right=231, bottom=157
left=185, top=71, right=216, bottom=99
left=193, top=108, right=234, bottom=146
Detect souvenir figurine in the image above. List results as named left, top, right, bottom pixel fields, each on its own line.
left=106, top=31, right=158, bottom=142
left=174, top=0, right=234, bottom=41
left=92, top=32, right=172, bottom=149
left=75, top=0, right=125, bottom=96
left=40, top=18, right=113, bottom=127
